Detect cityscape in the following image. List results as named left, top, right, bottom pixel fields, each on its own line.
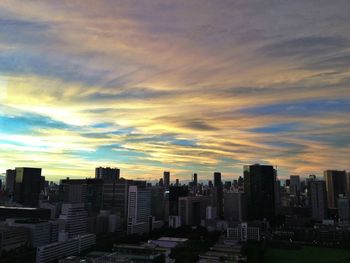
left=0, top=166, right=350, bottom=262
left=1, top=1, right=350, bottom=263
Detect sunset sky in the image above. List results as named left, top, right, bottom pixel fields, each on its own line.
left=0, top=1, right=349, bottom=181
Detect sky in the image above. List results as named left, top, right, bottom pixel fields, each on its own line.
left=0, top=1, right=350, bottom=182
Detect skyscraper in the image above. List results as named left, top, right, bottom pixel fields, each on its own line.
left=13, top=167, right=42, bottom=207
left=193, top=173, right=198, bottom=185
left=5, top=169, right=16, bottom=194
left=289, top=175, right=301, bottom=195
left=163, top=171, right=170, bottom=187
left=169, top=185, right=188, bottom=216
left=95, top=167, right=120, bottom=181
left=213, top=172, right=223, bottom=219
left=308, top=179, right=328, bottom=221
left=324, top=170, right=347, bottom=209
left=244, top=164, right=275, bottom=221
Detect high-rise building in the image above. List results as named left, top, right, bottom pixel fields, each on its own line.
left=5, top=169, right=16, bottom=194
left=223, top=192, right=247, bottom=222
left=13, top=167, right=42, bottom=207
left=178, top=196, right=209, bottom=226
left=213, top=172, right=223, bottom=219
left=244, top=164, right=275, bottom=221
left=338, top=195, right=350, bottom=224
left=95, top=167, right=120, bottom=181
left=214, top=172, right=222, bottom=188
left=289, top=175, right=301, bottom=195
left=324, top=170, right=347, bottom=209
left=169, top=186, right=188, bottom=216
left=60, top=178, right=103, bottom=214
left=193, top=173, right=198, bottom=185
left=163, top=171, right=170, bottom=187
left=127, top=186, right=151, bottom=235
left=59, top=203, right=88, bottom=238
left=308, top=179, right=328, bottom=221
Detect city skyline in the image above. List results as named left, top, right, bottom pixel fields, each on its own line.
left=1, top=1, right=350, bottom=181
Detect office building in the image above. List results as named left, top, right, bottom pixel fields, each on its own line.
left=95, top=167, right=120, bottom=181
left=178, top=196, right=209, bottom=226
left=6, top=219, right=50, bottom=248
left=36, top=234, right=96, bottom=263
left=227, top=222, right=260, bottom=242
left=5, top=169, right=16, bottom=194
left=193, top=173, right=198, bottom=185
left=213, top=172, right=223, bottom=219
left=163, top=171, right=170, bottom=187
left=0, top=224, right=29, bottom=253
left=324, top=170, right=347, bottom=209
left=127, top=186, right=151, bottom=235
left=308, top=179, right=328, bottom=221
left=60, top=178, right=103, bottom=213
left=13, top=167, right=42, bottom=207
left=59, top=203, right=88, bottom=238
left=338, top=196, right=350, bottom=224
left=244, top=164, right=275, bottom=221
left=169, top=186, right=188, bottom=216
left=223, top=192, right=246, bottom=222
left=290, top=175, right=301, bottom=195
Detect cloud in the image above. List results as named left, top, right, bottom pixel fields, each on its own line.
left=0, top=1, right=350, bottom=180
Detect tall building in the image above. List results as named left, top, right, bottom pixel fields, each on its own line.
left=5, top=169, right=16, bottom=194
left=193, top=173, right=198, bottom=185
left=244, top=164, right=275, bottom=221
left=289, top=175, right=301, bottom=195
left=178, top=196, right=209, bottom=226
left=127, top=186, right=151, bottom=235
left=308, top=179, right=328, bottom=221
left=163, top=171, right=170, bottom=187
left=13, top=167, right=42, bottom=207
left=223, top=192, right=247, bottom=222
left=324, top=170, right=347, bottom=209
left=60, top=178, right=103, bottom=213
left=59, top=203, right=88, bottom=238
left=213, top=172, right=223, bottom=219
left=169, top=186, right=188, bottom=216
left=213, top=172, right=222, bottom=188
left=338, top=196, right=350, bottom=224
left=95, top=167, right=120, bottom=181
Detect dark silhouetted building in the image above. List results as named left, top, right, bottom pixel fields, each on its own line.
left=163, top=171, right=170, bottom=187
left=95, top=167, right=120, bottom=181
left=244, top=164, right=275, bottom=221
left=324, top=170, right=347, bottom=209
left=213, top=172, right=223, bottom=219
left=169, top=186, right=188, bottom=216
left=13, top=167, right=42, bottom=207
left=308, top=179, right=328, bottom=221
left=223, top=192, right=246, bottom=222
left=0, top=206, right=51, bottom=221
left=5, top=169, right=16, bottom=194
left=193, top=173, right=198, bottom=185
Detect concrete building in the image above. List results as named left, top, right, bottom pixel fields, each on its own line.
left=127, top=186, right=151, bottom=235
left=223, top=192, right=246, bottom=222
left=163, top=171, right=170, bottom=188
left=59, top=203, right=88, bottom=238
left=178, top=196, right=209, bottom=226
left=5, top=169, right=16, bottom=194
left=338, top=196, right=350, bottom=224
left=0, top=224, right=29, bottom=253
left=324, top=170, right=347, bottom=209
left=36, top=234, right=96, bottom=263
left=95, top=167, right=120, bottom=181
left=7, top=219, right=50, bottom=248
left=308, top=179, right=328, bottom=221
left=244, top=164, right=275, bottom=221
left=290, top=175, right=301, bottom=195
left=227, top=222, right=260, bottom=242
left=13, top=167, right=42, bottom=207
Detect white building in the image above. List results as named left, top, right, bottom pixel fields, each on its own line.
left=36, top=234, right=96, bottom=263
left=127, top=186, right=151, bottom=235
left=227, top=222, right=260, bottom=242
